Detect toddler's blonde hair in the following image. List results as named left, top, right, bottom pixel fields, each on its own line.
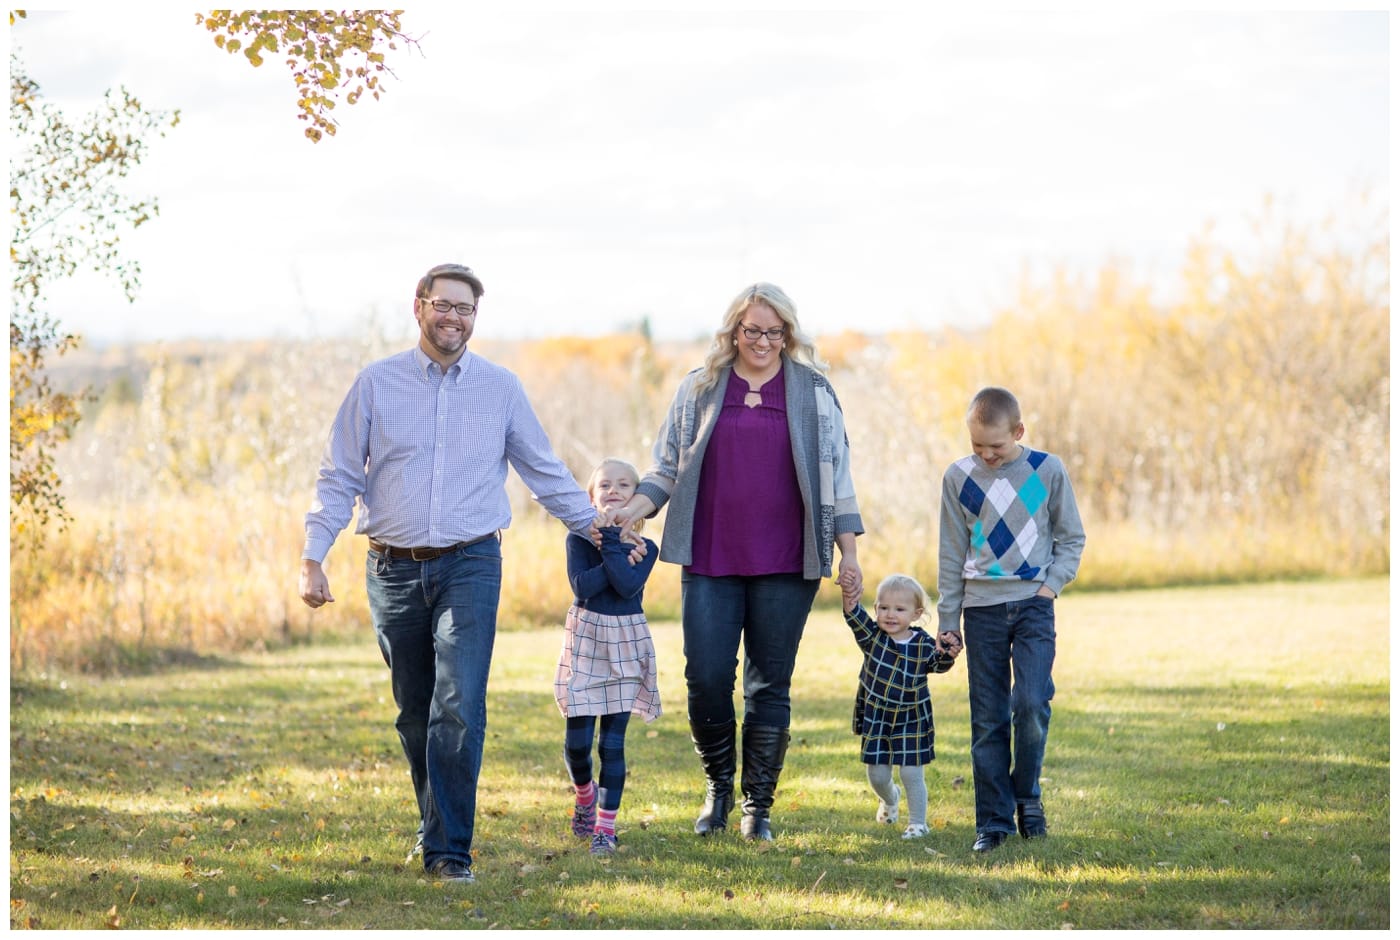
left=876, top=574, right=931, bottom=625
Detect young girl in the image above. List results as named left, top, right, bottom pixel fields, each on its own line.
left=840, top=573, right=962, bottom=839
left=554, top=458, right=662, bottom=857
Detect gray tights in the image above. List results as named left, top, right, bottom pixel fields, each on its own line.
left=866, top=764, right=928, bottom=826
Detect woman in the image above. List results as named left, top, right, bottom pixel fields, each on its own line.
left=610, top=282, right=864, bottom=841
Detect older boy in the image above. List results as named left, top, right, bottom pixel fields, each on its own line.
left=937, top=387, right=1086, bottom=853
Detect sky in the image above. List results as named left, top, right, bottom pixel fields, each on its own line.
left=10, top=8, right=1391, bottom=347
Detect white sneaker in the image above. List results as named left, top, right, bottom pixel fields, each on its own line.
left=876, top=786, right=901, bottom=824
left=902, top=823, right=930, bottom=840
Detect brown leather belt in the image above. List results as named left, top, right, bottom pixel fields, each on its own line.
left=368, top=532, right=498, bottom=561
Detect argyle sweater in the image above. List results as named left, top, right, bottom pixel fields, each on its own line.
left=936, top=446, right=1086, bottom=634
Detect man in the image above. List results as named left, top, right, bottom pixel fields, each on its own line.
left=299, top=263, right=599, bottom=884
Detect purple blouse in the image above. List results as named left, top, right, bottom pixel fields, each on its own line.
left=688, top=367, right=804, bottom=576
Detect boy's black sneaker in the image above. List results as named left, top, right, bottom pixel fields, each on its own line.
left=428, top=859, right=475, bottom=884
left=972, top=831, right=1008, bottom=853
left=1017, top=800, right=1048, bottom=839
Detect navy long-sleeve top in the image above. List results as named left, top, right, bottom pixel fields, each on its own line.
left=566, top=526, right=659, bottom=615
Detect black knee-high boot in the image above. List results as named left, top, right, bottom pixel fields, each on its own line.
left=739, top=722, right=789, bottom=841
left=691, top=719, right=736, bottom=835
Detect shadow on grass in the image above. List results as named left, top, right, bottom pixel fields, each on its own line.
left=10, top=636, right=1389, bottom=929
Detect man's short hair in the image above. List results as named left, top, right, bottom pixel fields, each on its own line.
left=416, top=263, right=484, bottom=300
left=967, top=386, right=1021, bottom=428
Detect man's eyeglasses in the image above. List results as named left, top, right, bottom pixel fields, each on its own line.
left=422, top=298, right=478, bottom=316
left=740, top=324, right=786, bottom=341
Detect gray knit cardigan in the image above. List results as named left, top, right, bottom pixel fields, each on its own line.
left=636, top=357, right=864, bottom=580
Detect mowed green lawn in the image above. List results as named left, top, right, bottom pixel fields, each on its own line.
left=8, top=578, right=1389, bottom=929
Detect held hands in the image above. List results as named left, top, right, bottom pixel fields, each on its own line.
left=618, top=524, right=647, bottom=565
left=835, top=536, right=862, bottom=613
left=589, top=514, right=648, bottom=566
left=602, top=494, right=655, bottom=533
left=935, top=630, right=963, bottom=659
left=837, top=566, right=861, bottom=614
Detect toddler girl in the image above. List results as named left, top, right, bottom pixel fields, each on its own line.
left=554, top=458, right=662, bottom=856
left=840, top=572, right=962, bottom=839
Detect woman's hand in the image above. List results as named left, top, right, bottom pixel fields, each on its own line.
left=837, top=566, right=860, bottom=613
left=835, top=534, right=862, bottom=604
left=607, top=494, right=656, bottom=531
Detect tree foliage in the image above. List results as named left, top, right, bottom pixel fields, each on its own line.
left=193, top=10, right=417, bottom=142
left=9, top=10, right=415, bottom=547
left=9, top=11, right=181, bottom=544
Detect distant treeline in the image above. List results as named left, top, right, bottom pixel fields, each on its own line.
left=13, top=203, right=1388, bottom=673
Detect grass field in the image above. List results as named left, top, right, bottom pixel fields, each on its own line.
left=8, top=578, right=1389, bottom=929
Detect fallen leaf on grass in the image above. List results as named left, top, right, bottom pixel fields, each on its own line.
left=104, top=905, right=120, bottom=929
left=723, top=889, right=735, bottom=900
left=893, top=878, right=908, bottom=890
left=1058, top=901, right=1070, bottom=911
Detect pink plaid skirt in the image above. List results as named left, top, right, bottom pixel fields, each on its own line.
left=554, top=605, right=662, bottom=722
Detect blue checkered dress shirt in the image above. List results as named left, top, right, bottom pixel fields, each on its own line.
left=303, top=347, right=595, bottom=562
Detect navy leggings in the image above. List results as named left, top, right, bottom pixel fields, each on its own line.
left=563, top=713, right=631, bottom=811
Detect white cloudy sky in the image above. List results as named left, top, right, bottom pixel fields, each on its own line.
left=12, top=7, right=1390, bottom=346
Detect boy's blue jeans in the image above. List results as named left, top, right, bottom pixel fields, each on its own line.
left=963, top=595, right=1056, bottom=836
left=365, top=539, right=502, bottom=871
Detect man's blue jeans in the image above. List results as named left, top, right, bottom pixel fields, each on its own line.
left=680, top=572, right=820, bottom=730
left=366, top=539, right=501, bottom=871
left=963, top=595, right=1056, bottom=836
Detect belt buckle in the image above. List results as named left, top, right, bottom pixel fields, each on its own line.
left=409, top=546, right=437, bottom=562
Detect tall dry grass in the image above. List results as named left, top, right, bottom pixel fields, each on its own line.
left=12, top=202, right=1388, bottom=673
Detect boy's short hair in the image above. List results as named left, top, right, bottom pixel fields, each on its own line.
left=967, top=386, right=1021, bottom=428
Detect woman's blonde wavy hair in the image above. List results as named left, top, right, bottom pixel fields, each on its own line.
left=694, top=283, right=829, bottom=394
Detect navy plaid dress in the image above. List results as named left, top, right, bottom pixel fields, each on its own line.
left=845, top=605, right=944, bottom=766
